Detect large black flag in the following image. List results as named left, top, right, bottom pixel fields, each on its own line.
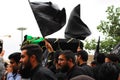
left=65, top=4, right=91, bottom=40
left=94, top=36, right=100, bottom=60
left=29, top=1, right=66, bottom=37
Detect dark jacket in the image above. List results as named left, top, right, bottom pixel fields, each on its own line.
left=30, top=64, right=57, bottom=80
left=49, top=64, right=66, bottom=80
left=79, top=63, right=94, bottom=78
left=66, top=65, right=85, bottom=80
left=92, top=63, right=102, bottom=80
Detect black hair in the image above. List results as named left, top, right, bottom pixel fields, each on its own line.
left=4, top=62, right=8, bottom=68
left=60, top=50, right=75, bottom=64
left=91, top=60, right=97, bottom=65
left=98, top=62, right=120, bottom=80
left=8, top=52, right=21, bottom=64
left=78, top=41, right=84, bottom=50
left=54, top=50, right=62, bottom=63
left=77, top=50, right=88, bottom=61
left=106, top=54, right=119, bottom=63
left=21, top=44, right=43, bottom=63
left=96, top=53, right=105, bottom=64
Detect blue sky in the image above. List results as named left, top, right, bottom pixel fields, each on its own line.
left=0, top=0, right=120, bottom=60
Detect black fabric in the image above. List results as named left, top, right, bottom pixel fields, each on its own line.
left=45, top=38, right=82, bottom=53
left=66, top=65, right=85, bottom=80
left=49, top=64, right=66, bottom=80
left=65, top=4, right=91, bottom=40
left=37, top=38, right=82, bottom=53
left=30, top=64, right=57, bottom=80
left=29, top=1, right=66, bottom=37
left=92, top=63, right=103, bottom=80
left=111, top=43, right=120, bottom=63
left=111, top=42, right=120, bottom=58
left=79, top=63, right=94, bottom=78
left=22, top=35, right=83, bottom=53
left=94, top=36, right=100, bottom=60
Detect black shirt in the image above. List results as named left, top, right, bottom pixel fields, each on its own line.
left=66, top=65, right=85, bottom=80
left=30, top=64, right=57, bottom=80
left=79, top=63, right=94, bottom=78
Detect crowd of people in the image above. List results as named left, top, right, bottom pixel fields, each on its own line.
left=0, top=40, right=120, bottom=80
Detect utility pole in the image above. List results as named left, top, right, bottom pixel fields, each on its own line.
left=17, top=27, right=27, bottom=44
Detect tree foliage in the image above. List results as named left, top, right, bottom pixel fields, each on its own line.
left=85, top=5, right=120, bottom=54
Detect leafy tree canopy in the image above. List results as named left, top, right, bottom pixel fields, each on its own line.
left=85, top=5, right=120, bottom=54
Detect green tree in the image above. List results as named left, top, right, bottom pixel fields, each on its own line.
left=85, top=5, right=120, bottom=54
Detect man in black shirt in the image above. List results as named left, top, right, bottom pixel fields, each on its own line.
left=58, top=50, right=85, bottom=80
left=20, top=44, right=57, bottom=80
left=76, top=50, right=94, bottom=78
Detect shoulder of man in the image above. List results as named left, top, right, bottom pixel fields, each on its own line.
left=35, top=66, right=57, bottom=80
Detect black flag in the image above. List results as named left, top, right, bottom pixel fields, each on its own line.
left=94, top=36, right=100, bottom=60
left=111, top=42, right=120, bottom=57
left=65, top=4, right=91, bottom=40
left=29, top=1, right=66, bottom=37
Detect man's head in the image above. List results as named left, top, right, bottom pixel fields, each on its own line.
left=76, top=50, right=88, bottom=64
left=105, top=54, right=119, bottom=63
left=8, top=52, right=21, bottom=67
left=20, top=44, right=43, bottom=69
left=8, top=52, right=21, bottom=74
left=98, top=62, right=120, bottom=80
left=58, top=50, right=75, bottom=73
left=96, top=53, right=105, bottom=64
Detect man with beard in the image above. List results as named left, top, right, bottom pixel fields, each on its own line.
left=58, top=50, right=85, bottom=80
left=20, top=44, right=57, bottom=80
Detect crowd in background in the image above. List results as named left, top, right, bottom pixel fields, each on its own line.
left=0, top=40, right=120, bottom=80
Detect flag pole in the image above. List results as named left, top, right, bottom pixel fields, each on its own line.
left=94, top=36, right=100, bottom=60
